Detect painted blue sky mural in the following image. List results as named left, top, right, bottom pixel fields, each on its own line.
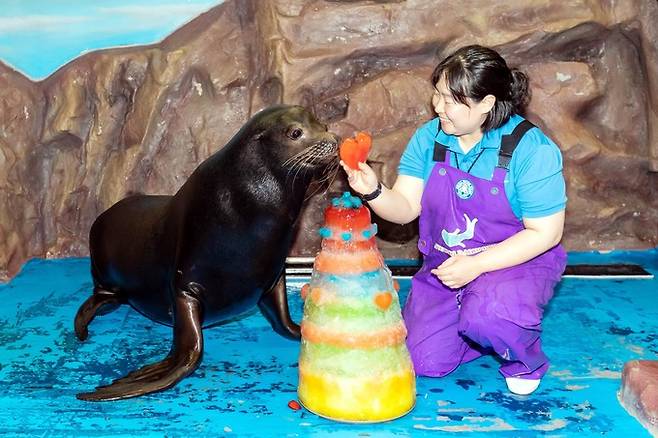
left=0, top=0, right=222, bottom=80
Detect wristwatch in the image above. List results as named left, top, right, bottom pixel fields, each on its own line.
left=361, top=181, right=382, bottom=202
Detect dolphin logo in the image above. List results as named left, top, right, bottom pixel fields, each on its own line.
left=441, top=213, right=478, bottom=248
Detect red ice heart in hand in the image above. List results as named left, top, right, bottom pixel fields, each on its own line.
left=340, top=131, right=372, bottom=169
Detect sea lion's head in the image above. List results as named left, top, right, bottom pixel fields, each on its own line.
left=250, top=105, right=339, bottom=180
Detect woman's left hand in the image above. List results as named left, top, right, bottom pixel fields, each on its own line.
left=431, top=255, right=484, bottom=289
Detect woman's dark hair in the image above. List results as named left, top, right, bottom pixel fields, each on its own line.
left=430, top=45, right=530, bottom=131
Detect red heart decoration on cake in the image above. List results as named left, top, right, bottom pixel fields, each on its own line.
left=374, top=292, right=392, bottom=310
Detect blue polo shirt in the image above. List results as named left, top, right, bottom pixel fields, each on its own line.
left=398, top=114, right=566, bottom=220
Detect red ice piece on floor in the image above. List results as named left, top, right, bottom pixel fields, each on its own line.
left=287, top=400, right=302, bottom=411
left=618, top=360, right=658, bottom=436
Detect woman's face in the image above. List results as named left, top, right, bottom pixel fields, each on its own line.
left=432, top=76, right=491, bottom=137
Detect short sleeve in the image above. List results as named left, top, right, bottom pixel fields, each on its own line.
left=510, top=132, right=567, bottom=219
left=398, top=120, right=436, bottom=179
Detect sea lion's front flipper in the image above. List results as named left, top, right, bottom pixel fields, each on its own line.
left=77, top=290, right=204, bottom=401
left=258, top=273, right=301, bottom=340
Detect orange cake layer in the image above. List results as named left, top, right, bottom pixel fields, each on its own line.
left=301, top=320, right=407, bottom=349
left=313, top=250, right=384, bottom=274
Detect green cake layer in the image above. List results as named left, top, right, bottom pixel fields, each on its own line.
left=299, top=341, right=412, bottom=377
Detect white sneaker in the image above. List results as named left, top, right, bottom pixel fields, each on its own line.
left=505, top=377, right=541, bottom=395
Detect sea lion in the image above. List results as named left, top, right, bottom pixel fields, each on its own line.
left=74, top=105, right=339, bottom=401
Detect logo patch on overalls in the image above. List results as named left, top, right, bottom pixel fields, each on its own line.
left=441, top=213, right=478, bottom=248
left=455, top=179, right=474, bottom=200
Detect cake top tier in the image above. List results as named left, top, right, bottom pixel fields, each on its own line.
left=318, top=193, right=377, bottom=242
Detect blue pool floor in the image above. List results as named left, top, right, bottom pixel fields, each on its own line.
left=0, top=250, right=656, bottom=437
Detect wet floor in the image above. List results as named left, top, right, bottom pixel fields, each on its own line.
left=0, top=249, right=655, bottom=437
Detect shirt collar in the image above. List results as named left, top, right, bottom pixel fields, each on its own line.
left=434, top=115, right=523, bottom=155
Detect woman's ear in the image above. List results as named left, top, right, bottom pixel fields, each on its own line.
left=480, top=94, right=496, bottom=113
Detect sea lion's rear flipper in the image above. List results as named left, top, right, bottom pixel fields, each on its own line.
left=76, top=290, right=204, bottom=401
left=258, top=273, right=301, bottom=340
left=74, top=287, right=124, bottom=341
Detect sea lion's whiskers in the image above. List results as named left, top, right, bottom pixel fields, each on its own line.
left=303, top=159, right=340, bottom=201
left=284, top=151, right=314, bottom=187
left=322, top=161, right=341, bottom=187
left=282, top=149, right=309, bottom=167
left=285, top=143, right=334, bottom=186
left=288, top=154, right=310, bottom=188
left=302, top=161, right=327, bottom=200
left=284, top=155, right=305, bottom=177
left=283, top=148, right=315, bottom=168
left=285, top=152, right=317, bottom=187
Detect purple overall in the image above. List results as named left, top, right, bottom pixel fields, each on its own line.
left=402, top=124, right=566, bottom=380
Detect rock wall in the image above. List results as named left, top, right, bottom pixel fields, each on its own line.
left=0, top=0, right=657, bottom=280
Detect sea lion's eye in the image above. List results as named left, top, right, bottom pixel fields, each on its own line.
left=288, top=128, right=303, bottom=140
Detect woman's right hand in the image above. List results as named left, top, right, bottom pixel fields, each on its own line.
left=340, top=160, right=379, bottom=195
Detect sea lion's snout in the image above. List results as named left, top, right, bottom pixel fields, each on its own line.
left=326, top=131, right=339, bottom=149
left=315, top=137, right=339, bottom=162
left=316, top=131, right=340, bottom=162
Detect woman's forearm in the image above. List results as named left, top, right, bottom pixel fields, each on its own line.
left=342, top=162, right=424, bottom=225
left=366, top=185, right=421, bottom=225
left=473, top=218, right=563, bottom=273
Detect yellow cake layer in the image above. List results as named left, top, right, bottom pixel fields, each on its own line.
left=298, top=367, right=416, bottom=422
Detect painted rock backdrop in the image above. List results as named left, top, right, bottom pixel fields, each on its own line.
left=1, top=0, right=657, bottom=281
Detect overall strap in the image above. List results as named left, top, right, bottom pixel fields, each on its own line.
left=432, top=122, right=451, bottom=164
left=497, top=120, right=535, bottom=170
left=493, top=120, right=535, bottom=182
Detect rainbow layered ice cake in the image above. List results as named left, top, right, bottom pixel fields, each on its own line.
left=297, top=193, right=415, bottom=422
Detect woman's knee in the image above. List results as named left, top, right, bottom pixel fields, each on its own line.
left=457, top=295, right=503, bottom=343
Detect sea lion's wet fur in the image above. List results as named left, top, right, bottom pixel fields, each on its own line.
left=74, top=105, right=338, bottom=400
